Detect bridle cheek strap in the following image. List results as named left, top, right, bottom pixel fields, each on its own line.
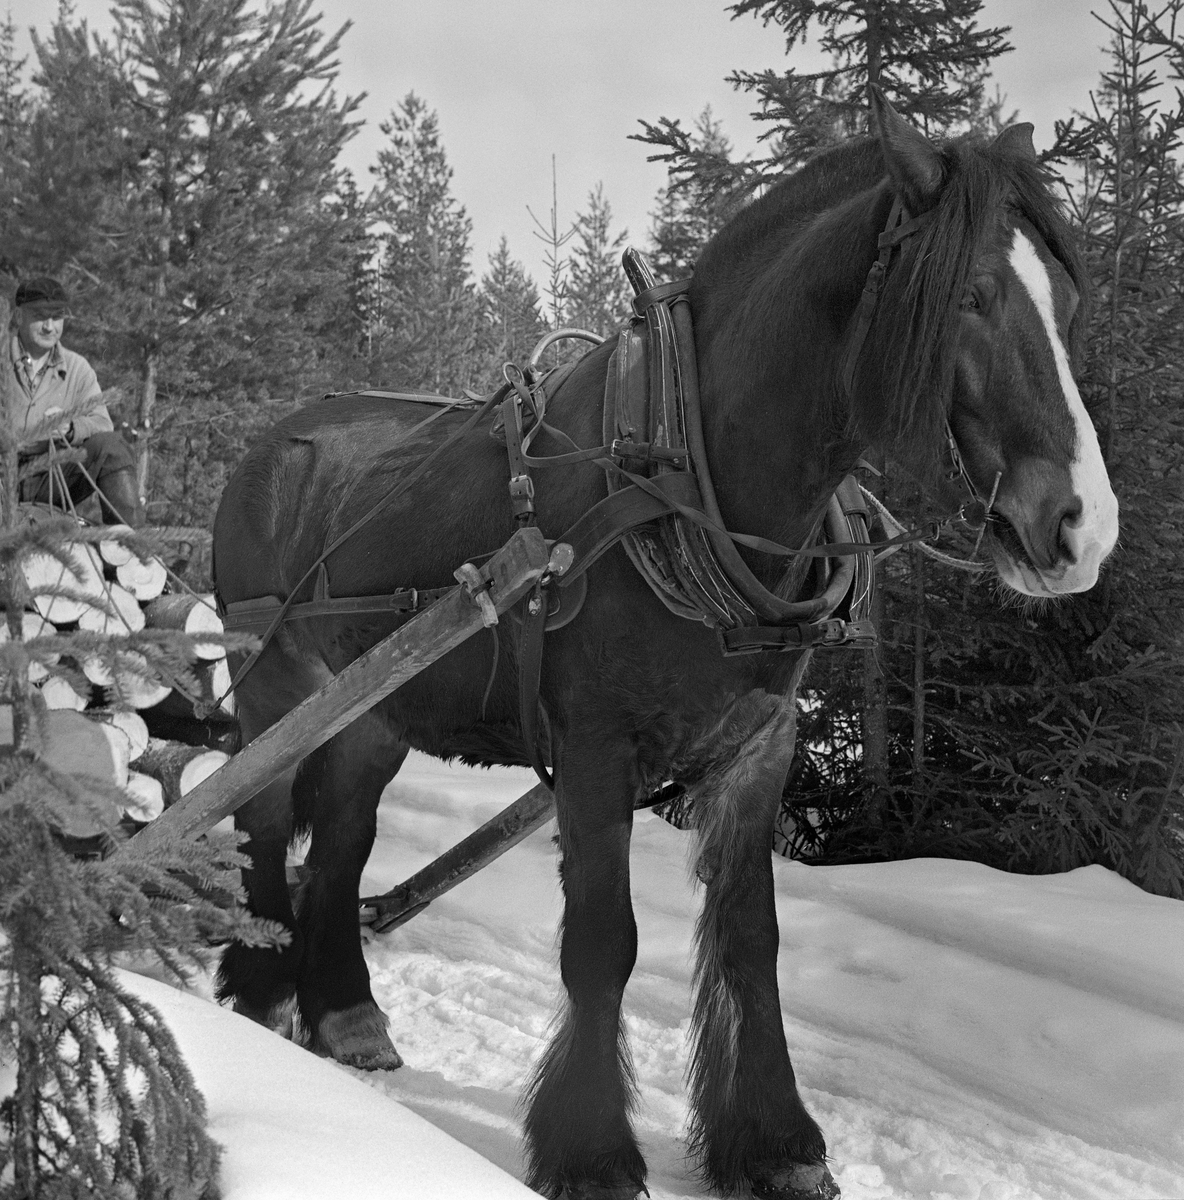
left=840, top=197, right=936, bottom=397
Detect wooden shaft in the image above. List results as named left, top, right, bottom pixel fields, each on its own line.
left=122, top=527, right=550, bottom=856
left=358, top=781, right=681, bottom=934
left=361, top=783, right=555, bottom=932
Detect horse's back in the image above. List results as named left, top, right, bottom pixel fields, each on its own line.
left=214, top=396, right=490, bottom=604
left=216, top=353, right=614, bottom=612
left=219, top=395, right=450, bottom=528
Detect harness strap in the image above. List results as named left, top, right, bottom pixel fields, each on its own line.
left=721, top=618, right=878, bottom=654
left=518, top=580, right=553, bottom=789
left=325, top=388, right=481, bottom=409
left=501, top=385, right=537, bottom=525
left=514, top=437, right=690, bottom=471
left=222, top=586, right=456, bottom=634
left=554, top=471, right=705, bottom=586
left=671, top=284, right=838, bottom=623
left=631, top=277, right=692, bottom=314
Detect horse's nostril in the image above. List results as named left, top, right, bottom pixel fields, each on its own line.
left=1061, top=496, right=1084, bottom=529
left=1058, top=497, right=1084, bottom=562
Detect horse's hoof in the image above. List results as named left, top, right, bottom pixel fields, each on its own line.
left=751, top=1161, right=840, bottom=1200
left=559, top=1184, right=647, bottom=1200
left=233, top=996, right=298, bottom=1041
left=314, top=1001, right=404, bottom=1071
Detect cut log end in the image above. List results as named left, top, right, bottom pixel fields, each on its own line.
left=137, top=739, right=230, bottom=808
left=116, top=554, right=168, bottom=601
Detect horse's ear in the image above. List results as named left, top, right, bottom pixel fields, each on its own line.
left=993, top=122, right=1037, bottom=159
left=868, top=84, right=943, bottom=212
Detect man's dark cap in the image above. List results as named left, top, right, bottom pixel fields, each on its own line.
left=14, top=277, right=69, bottom=314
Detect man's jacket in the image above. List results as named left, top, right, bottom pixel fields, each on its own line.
left=10, top=333, right=113, bottom=448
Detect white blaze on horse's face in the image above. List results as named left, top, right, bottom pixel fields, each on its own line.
left=988, top=229, right=1119, bottom=597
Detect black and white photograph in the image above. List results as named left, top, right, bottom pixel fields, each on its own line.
left=0, top=2, right=1182, bottom=1198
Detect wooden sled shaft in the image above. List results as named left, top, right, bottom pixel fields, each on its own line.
left=358, top=780, right=684, bottom=934
left=359, top=782, right=555, bottom=933
left=122, top=528, right=551, bottom=857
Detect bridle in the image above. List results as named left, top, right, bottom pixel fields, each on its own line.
left=841, top=192, right=1003, bottom=558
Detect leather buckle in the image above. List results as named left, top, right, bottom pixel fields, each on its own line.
left=825, top=618, right=878, bottom=649
left=508, top=473, right=536, bottom=520
left=809, top=617, right=878, bottom=649
left=610, top=438, right=686, bottom=467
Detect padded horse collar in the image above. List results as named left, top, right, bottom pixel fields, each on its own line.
left=599, top=249, right=877, bottom=655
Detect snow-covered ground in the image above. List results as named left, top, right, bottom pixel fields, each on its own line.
left=128, top=751, right=1184, bottom=1200
left=125, top=971, right=537, bottom=1199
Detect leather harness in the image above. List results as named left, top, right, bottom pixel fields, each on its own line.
left=222, top=200, right=956, bottom=790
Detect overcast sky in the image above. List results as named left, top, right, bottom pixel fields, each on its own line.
left=7, top=0, right=1111, bottom=288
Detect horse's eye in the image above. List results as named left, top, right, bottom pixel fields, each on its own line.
left=962, top=290, right=981, bottom=312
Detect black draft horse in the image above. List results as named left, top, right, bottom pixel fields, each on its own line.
left=213, top=94, right=1118, bottom=1200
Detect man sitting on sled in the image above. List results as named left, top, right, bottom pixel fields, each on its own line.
left=10, top=275, right=142, bottom=526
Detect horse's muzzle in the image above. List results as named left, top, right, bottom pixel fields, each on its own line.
left=990, top=459, right=1119, bottom=597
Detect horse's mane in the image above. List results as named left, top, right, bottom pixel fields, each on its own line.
left=695, top=130, right=1088, bottom=484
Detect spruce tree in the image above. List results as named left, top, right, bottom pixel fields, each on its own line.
left=647, top=108, right=739, bottom=280
left=564, top=184, right=630, bottom=338
left=328, top=171, right=379, bottom=381
left=0, top=12, right=26, bottom=156
left=0, top=12, right=29, bottom=267
left=369, top=92, right=477, bottom=394
left=475, top=237, right=546, bottom=378
left=530, top=156, right=580, bottom=350
left=636, top=0, right=1012, bottom=191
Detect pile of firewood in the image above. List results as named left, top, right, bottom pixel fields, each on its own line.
left=3, top=526, right=237, bottom=827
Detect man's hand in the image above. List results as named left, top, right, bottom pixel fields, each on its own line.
left=18, top=434, right=76, bottom=461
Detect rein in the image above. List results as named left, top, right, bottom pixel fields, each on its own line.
left=860, top=485, right=988, bottom=572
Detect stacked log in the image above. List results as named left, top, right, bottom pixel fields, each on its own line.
left=23, top=544, right=106, bottom=624
left=11, top=522, right=239, bottom=829
left=0, top=707, right=127, bottom=837
left=137, top=740, right=231, bottom=810
left=144, top=594, right=225, bottom=660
